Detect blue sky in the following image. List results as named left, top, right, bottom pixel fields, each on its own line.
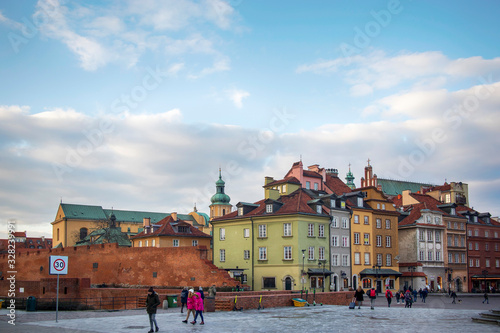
left=1, top=0, right=500, bottom=238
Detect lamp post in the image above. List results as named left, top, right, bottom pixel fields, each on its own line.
left=445, top=268, right=453, bottom=292
left=301, top=249, right=306, bottom=294
left=341, top=271, right=347, bottom=291
left=408, top=266, right=416, bottom=289
left=318, top=260, right=326, bottom=292
left=482, top=270, right=488, bottom=292
left=373, top=264, right=381, bottom=295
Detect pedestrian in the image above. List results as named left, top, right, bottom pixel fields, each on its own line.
left=412, top=288, right=417, bottom=302
left=191, top=289, right=205, bottom=325
left=385, top=289, right=393, bottom=307
left=483, top=291, right=489, bottom=304
left=208, top=284, right=217, bottom=297
left=146, top=287, right=160, bottom=333
left=180, top=287, right=188, bottom=313
left=354, top=286, right=365, bottom=309
left=368, top=287, right=376, bottom=310
left=422, top=288, right=428, bottom=303
left=418, top=288, right=423, bottom=301
left=198, top=286, right=205, bottom=312
left=451, top=291, right=457, bottom=304
left=182, top=289, right=196, bottom=323
left=395, top=289, right=400, bottom=304
left=404, top=290, right=413, bottom=308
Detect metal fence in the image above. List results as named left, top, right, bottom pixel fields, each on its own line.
left=3, top=296, right=146, bottom=311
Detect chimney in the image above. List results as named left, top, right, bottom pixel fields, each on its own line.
left=265, top=176, right=274, bottom=185
left=41, top=236, right=45, bottom=242
left=326, top=168, right=338, bottom=177
left=171, top=212, right=178, bottom=221
left=143, top=217, right=151, bottom=228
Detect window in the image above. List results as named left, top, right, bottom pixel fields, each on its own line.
left=306, top=181, right=310, bottom=189
left=259, top=247, right=267, bottom=260
left=192, top=240, right=198, bottom=246
left=435, top=231, right=441, bottom=242
left=319, top=247, right=325, bottom=260
left=419, top=230, right=425, bottom=241
left=419, top=251, right=425, bottom=261
left=308, top=224, right=314, bottom=237
left=342, top=218, right=349, bottom=229
left=469, top=242, right=473, bottom=250
left=316, top=205, right=322, bottom=214
left=382, top=204, right=386, bottom=210
left=454, top=222, right=458, bottom=229
left=476, top=259, right=480, bottom=267
left=496, top=243, right=499, bottom=251
left=376, top=218, right=381, bottom=229
left=341, top=201, right=346, bottom=209
left=435, top=217, right=441, bottom=225
left=244, top=228, right=250, bottom=238
left=319, top=224, right=325, bottom=237
left=449, top=253, right=453, bottom=263
left=485, top=230, right=489, bottom=237
left=475, top=229, right=479, bottom=236
left=354, top=252, right=360, bottom=265
left=332, top=235, right=339, bottom=247
left=314, top=182, right=319, bottom=190
left=283, top=223, right=291, bottom=237
left=332, top=217, right=338, bottom=228
left=139, top=241, right=142, bottom=247
left=386, top=236, right=391, bottom=248
left=496, top=259, right=500, bottom=268
left=259, top=225, right=267, bottom=238
left=354, top=233, right=360, bottom=245
left=461, top=253, right=466, bottom=263
left=454, top=236, right=458, bottom=247
left=377, top=203, right=380, bottom=209
left=364, top=233, right=370, bottom=245
left=331, top=199, right=336, bottom=208
left=436, top=251, right=441, bottom=261
left=495, top=232, right=499, bottom=238
left=308, top=246, right=315, bottom=260
left=332, top=254, right=339, bottom=266
left=266, top=204, right=273, bottom=213
left=364, top=216, right=369, bottom=225
left=447, top=235, right=452, bottom=245
left=79, top=228, right=88, bottom=240
left=238, top=207, right=244, bottom=216
left=455, top=253, right=459, bottom=263
left=342, top=236, right=349, bottom=247
left=220, top=249, right=225, bottom=262
left=282, top=184, right=287, bottom=193
left=244, top=250, right=250, bottom=260
left=427, top=230, right=433, bottom=241
left=220, top=228, right=225, bottom=240
left=377, top=253, right=383, bottom=266
left=362, top=278, right=372, bottom=288
left=354, top=215, right=359, bottom=224
left=475, top=243, right=479, bottom=250
left=385, top=219, right=391, bottom=229
left=470, top=259, right=474, bottom=267
left=468, top=229, right=472, bottom=236
left=460, top=237, right=465, bottom=247
left=357, top=197, right=363, bottom=207
left=376, top=235, right=382, bottom=247
left=428, top=251, right=433, bottom=261
left=448, top=221, right=451, bottom=228
left=486, top=259, right=490, bottom=267
left=460, top=222, right=464, bottom=230
left=262, top=277, right=276, bottom=289
left=172, top=239, right=178, bottom=247
left=284, top=246, right=292, bottom=260
left=57, top=228, right=60, bottom=241
left=386, top=254, right=392, bottom=266
left=342, top=254, right=349, bottom=266
left=364, top=253, right=370, bottom=265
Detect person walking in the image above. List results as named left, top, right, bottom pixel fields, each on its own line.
left=422, top=288, right=428, bottom=303
left=404, top=290, right=413, bottom=308
left=385, top=289, right=393, bottom=307
left=483, top=291, right=489, bottom=304
left=208, top=284, right=217, bottom=297
left=353, top=286, right=365, bottom=309
left=182, top=289, right=196, bottom=323
left=412, top=288, right=417, bottom=302
left=198, top=286, right=205, bottom=311
left=180, top=287, right=188, bottom=313
left=146, top=287, right=160, bottom=333
left=191, top=289, right=205, bottom=325
left=451, top=291, right=457, bottom=304
left=395, top=290, right=400, bottom=304
left=368, top=287, right=377, bottom=310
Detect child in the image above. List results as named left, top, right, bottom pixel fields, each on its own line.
left=182, top=289, right=196, bottom=323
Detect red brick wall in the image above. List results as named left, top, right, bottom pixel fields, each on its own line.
left=0, top=244, right=238, bottom=293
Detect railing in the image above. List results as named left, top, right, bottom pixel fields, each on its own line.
left=2, top=296, right=146, bottom=311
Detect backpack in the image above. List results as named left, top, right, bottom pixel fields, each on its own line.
left=386, top=290, right=392, bottom=298
left=370, top=289, right=376, bottom=297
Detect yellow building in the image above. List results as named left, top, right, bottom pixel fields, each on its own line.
left=51, top=203, right=209, bottom=247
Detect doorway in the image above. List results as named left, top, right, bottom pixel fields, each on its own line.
left=285, top=277, right=292, bottom=290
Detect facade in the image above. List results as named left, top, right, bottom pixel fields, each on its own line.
left=51, top=203, right=209, bottom=247
left=212, top=181, right=332, bottom=291
left=459, top=207, right=500, bottom=292
left=0, top=231, right=52, bottom=254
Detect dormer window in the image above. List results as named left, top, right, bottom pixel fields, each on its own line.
left=282, top=184, right=286, bottom=193
left=266, top=204, right=273, bottom=213
left=316, top=205, right=322, bottom=214
left=314, top=183, right=319, bottom=190
left=450, top=208, right=456, bottom=215
left=340, top=201, right=346, bottom=209
left=426, top=216, right=431, bottom=223
left=331, top=200, right=336, bottom=208
left=357, top=197, right=363, bottom=207
left=474, top=216, right=478, bottom=223
left=238, top=207, right=244, bottom=216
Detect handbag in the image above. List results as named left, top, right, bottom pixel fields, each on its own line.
left=349, top=298, right=356, bottom=309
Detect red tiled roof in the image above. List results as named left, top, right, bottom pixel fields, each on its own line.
left=131, top=216, right=211, bottom=239
left=431, top=183, right=451, bottom=192
left=303, top=170, right=322, bottom=179
left=13, top=232, right=26, bottom=237
left=324, top=174, right=352, bottom=195
left=265, top=176, right=301, bottom=187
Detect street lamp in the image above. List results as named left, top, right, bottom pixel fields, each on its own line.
left=373, top=264, right=381, bottom=295
left=318, top=260, right=326, bottom=292
left=408, top=266, right=416, bottom=289
left=445, top=268, right=453, bottom=293
left=301, top=249, right=306, bottom=294
left=341, top=270, right=347, bottom=291
left=482, top=270, right=488, bottom=292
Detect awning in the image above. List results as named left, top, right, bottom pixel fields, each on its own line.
left=307, top=268, right=334, bottom=276
left=359, top=268, right=403, bottom=279
left=471, top=275, right=500, bottom=280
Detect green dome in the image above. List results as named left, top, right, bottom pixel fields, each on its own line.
left=211, top=169, right=231, bottom=204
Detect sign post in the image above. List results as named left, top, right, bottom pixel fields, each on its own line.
left=49, top=256, right=68, bottom=322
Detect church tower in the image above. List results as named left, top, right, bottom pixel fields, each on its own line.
left=345, top=163, right=356, bottom=190
left=209, top=169, right=232, bottom=220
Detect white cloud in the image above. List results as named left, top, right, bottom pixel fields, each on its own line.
left=227, top=88, right=250, bottom=108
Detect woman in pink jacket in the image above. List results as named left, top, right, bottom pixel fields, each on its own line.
left=191, top=291, right=204, bottom=325
left=182, top=289, right=196, bottom=323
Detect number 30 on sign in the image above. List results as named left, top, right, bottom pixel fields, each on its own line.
left=49, top=256, right=68, bottom=275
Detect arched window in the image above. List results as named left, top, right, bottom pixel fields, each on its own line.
left=80, top=228, right=88, bottom=240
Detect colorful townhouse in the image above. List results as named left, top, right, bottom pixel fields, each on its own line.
left=211, top=176, right=332, bottom=291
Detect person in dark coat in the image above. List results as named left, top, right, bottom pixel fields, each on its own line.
left=451, top=291, right=457, bottom=304
left=180, top=287, right=188, bottom=313
left=146, top=287, right=160, bottom=333
left=353, top=286, right=365, bottom=309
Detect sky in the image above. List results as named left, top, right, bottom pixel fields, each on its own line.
left=1, top=0, right=500, bottom=239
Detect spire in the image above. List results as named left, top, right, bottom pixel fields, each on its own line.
left=211, top=169, right=230, bottom=204
left=346, top=163, right=356, bottom=189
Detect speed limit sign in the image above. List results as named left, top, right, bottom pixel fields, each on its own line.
left=49, top=256, right=68, bottom=275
